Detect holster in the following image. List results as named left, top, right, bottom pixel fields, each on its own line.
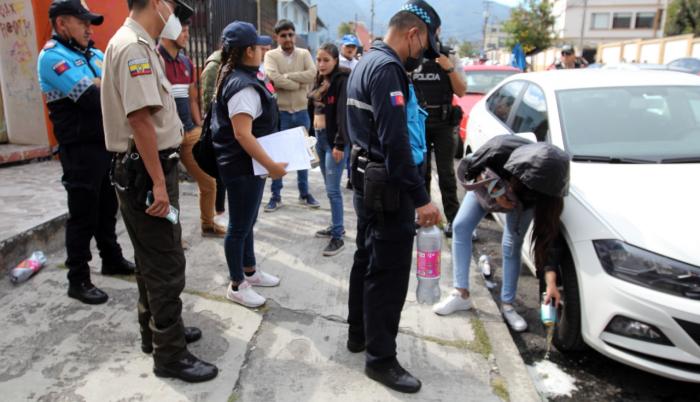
left=363, top=161, right=400, bottom=214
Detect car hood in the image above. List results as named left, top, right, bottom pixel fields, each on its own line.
left=570, top=163, right=699, bottom=266
left=457, top=94, right=484, bottom=114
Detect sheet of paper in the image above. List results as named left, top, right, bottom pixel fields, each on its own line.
left=252, top=126, right=313, bottom=176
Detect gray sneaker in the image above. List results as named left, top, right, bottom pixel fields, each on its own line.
left=322, top=238, right=345, bottom=257
left=502, top=305, right=528, bottom=332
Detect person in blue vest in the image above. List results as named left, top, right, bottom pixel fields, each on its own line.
left=345, top=0, right=442, bottom=393
left=37, top=0, right=134, bottom=305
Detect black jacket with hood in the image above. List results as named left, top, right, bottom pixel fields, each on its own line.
left=308, top=67, right=350, bottom=151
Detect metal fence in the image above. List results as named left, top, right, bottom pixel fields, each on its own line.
left=187, top=0, right=258, bottom=100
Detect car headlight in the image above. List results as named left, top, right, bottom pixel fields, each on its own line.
left=593, top=239, right=700, bottom=300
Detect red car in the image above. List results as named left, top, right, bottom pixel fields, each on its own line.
left=454, top=65, right=521, bottom=157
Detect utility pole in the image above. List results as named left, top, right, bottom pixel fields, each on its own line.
left=578, top=0, right=588, bottom=55
left=370, top=0, right=375, bottom=37
left=482, top=1, right=491, bottom=54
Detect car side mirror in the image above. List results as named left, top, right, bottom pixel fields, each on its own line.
left=515, top=132, right=538, bottom=143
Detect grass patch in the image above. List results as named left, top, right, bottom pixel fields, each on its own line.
left=491, top=376, right=510, bottom=401
left=227, top=392, right=240, bottom=402
left=466, top=317, right=493, bottom=359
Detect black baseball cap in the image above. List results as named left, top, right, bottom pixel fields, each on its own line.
left=173, top=0, right=194, bottom=23
left=222, top=21, right=273, bottom=49
left=400, top=0, right=442, bottom=59
left=49, top=0, right=103, bottom=25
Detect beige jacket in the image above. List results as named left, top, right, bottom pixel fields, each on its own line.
left=264, top=47, right=317, bottom=112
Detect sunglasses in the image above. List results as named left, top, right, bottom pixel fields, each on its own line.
left=562, top=51, right=573, bottom=56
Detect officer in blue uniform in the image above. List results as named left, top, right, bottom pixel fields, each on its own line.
left=37, top=0, right=134, bottom=305
left=346, top=0, right=442, bottom=394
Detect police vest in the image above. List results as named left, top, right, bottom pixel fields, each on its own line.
left=37, top=36, right=104, bottom=145
left=212, top=67, right=279, bottom=178
left=411, top=59, right=453, bottom=107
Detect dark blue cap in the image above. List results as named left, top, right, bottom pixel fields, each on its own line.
left=49, top=0, right=103, bottom=25
left=401, top=0, right=442, bottom=59
left=222, top=21, right=273, bottom=49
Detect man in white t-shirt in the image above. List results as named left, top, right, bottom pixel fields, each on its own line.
left=340, top=34, right=360, bottom=70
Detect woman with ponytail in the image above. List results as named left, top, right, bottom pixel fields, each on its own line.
left=433, top=135, right=570, bottom=333
left=211, top=21, right=287, bottom=308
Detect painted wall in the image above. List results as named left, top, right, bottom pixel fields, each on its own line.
left=0, top=0, right=47, bottom=145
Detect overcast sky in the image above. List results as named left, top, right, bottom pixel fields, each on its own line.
left=493, top=0, right=522, bottom=7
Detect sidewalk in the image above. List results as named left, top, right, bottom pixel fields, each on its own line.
left=0, top=161, right=540, bottom=402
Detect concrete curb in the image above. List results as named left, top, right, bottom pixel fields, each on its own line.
left=470, top=260, right=543, bottom=402
left=0, top=213, right=67, bottom=274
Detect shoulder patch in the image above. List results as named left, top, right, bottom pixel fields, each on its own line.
left=128, top=58, right=152, bottom=77
left=390, top=91, right=405, bottom=107
left=52, top=60, right=71, bottom=75
left=43, top=40, right=56, bottom=50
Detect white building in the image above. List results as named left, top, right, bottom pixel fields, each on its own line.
left=484, top=22, right=509, bottom=51
left=551, top=0, right=668, bottom=51
left=277, top=0, right=329, bottom=54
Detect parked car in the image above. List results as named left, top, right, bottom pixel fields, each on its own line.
left=454, top=65, right=520, bottom=158
left=601, top=63, right=669, bottom=71
left=466, top=69, right=700, bottom=383
left=667, top=57, right=700, bottom=75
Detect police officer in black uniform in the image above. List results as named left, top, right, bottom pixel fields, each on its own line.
left=411, top=40, right=466, bottom=237
left=346, top=0, right=442, bottom=393
left=37, top=0, right=134, bottom=305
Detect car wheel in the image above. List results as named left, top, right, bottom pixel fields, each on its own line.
left=539, top=244, right=588, bottom=352
left=455, top=137, right=464, bottom=159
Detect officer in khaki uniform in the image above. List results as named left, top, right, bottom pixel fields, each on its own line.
left=100, top=0, right=217, bottom=383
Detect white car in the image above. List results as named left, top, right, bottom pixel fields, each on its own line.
left=466, top=69, right=700, bottom=382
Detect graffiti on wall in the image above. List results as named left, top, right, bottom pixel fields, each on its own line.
left=0, top=0, right=46, bottom=144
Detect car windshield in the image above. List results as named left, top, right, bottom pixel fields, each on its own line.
left=465, top=71, right=518, bottom=94
left=557, top=86, right=700, bottom=162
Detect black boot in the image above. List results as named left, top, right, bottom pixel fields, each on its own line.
left=142, top=327, right=202, bottom=354
left=68, top=281, right=109, bottom=305
left=365, top=361, right=422, bottom=393
left=102, top=257, right=136, bottom=276
left=153, top=351, right=218, bottom=383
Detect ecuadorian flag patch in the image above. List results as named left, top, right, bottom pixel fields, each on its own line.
left=128, top=58, right=152, bottom=77
left=390, top=91, right=405, bottom=107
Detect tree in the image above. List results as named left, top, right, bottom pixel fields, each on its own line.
left=458, top=41, right=478, bottom=58
left=503, top=0, right=555, bottom=54
left=337, top=22, right=355, bottom=38
left=665, top=0, right=700, bottom=36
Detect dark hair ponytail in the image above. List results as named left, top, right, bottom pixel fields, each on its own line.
left=531, top=194, right=564, bottom=271
left=214, top=45, right=249, bottom=96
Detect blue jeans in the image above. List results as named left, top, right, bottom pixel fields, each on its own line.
left=270, top=110, right=310, bottom=199
left=223, top=175, right=265, bottom=283
left=451, top=191, right=533, bottom=304
left=315, top=129, right=347, bottom=239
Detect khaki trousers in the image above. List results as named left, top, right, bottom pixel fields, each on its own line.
left=180, top=126, right=217, bottom=227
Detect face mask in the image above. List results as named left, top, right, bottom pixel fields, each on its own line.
left=158, top=2, right=182, bottom=41
left=403, top=33, right=426, bottom=72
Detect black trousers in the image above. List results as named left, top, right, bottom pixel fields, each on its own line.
left=215, top=176, right=226, bottom=213
left=348, top=184, right=416, bottom=368
left=114, top=156, right=187, bottom=364
left=59, top=143, right=123, bottom=284
left=424, top=123, right=460, bottom=223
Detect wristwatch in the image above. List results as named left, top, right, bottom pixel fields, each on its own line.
left=444, top=67, right=455, bottom=73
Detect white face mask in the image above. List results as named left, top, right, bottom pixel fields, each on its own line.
left=158, top=1, right=182, bottom=41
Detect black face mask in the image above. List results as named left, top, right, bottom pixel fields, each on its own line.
left=403, top=34, right=426, bottom=72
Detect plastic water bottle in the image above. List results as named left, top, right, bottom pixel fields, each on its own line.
left=416, top=226, right=442, bottom=304
left=541, top=292, right=558, bottom=359
left=479, top=255, right=497, bottom=289
left=10, top=251, right=47, bottom=284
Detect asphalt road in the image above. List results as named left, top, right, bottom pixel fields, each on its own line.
left=471, top=216, right=700, bottom=401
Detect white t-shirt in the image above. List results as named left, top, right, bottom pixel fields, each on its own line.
left=340, top=56, right=359, bottom=70
left=227, top=86, right=262, bottom=119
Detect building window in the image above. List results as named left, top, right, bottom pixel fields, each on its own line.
left=590, top=13, right=610, bottom=30
left=635, top=12, right=656, bottom=29
left=612, top=12, right=633, bottom=29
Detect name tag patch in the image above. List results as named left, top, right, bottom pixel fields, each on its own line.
left=128, top=58, right=152, bottom=77
left=52, top=60, right=70, bottom=75
left=390, top=91, right=405, bottom=107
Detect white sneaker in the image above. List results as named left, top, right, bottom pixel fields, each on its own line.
left=226, top=281, right=266, bottom=308
left=502, top=305, right=528, bottom=332
left=246, top=270, right=280, bottom=287
left=433, top=290, right=473, bottom=316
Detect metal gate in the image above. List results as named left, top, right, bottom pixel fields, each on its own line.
left=187, top=0, right=258, bottom=100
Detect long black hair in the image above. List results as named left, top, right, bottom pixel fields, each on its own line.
left=510, top=178, right=564, bottom=271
